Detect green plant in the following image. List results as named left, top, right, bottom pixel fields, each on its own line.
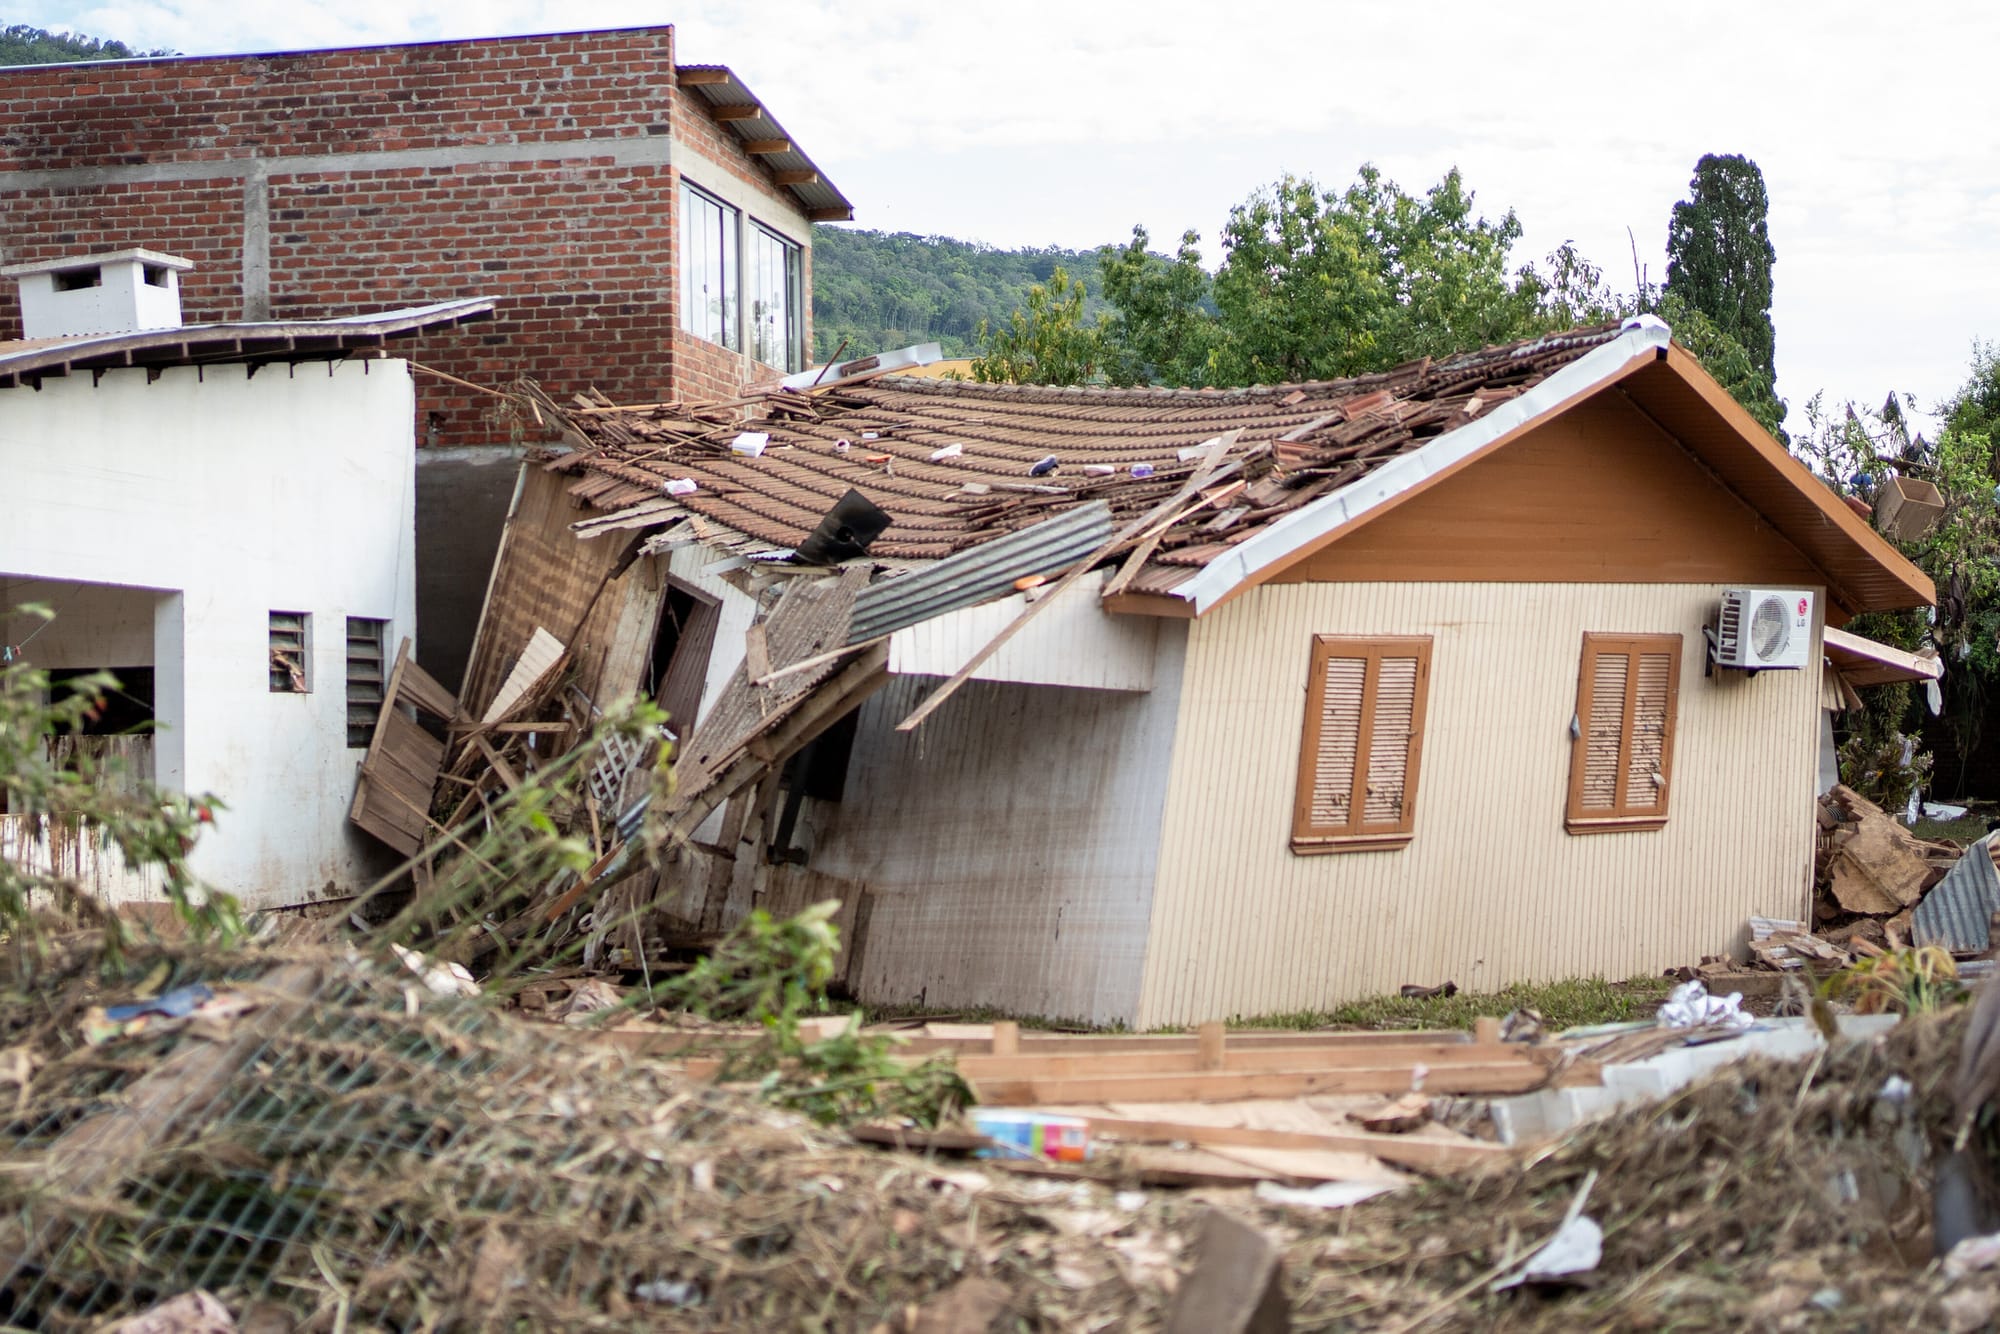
left=1824, top=944, right=1965, bottom=1016
left=651, top=900, right=972, bottom=1127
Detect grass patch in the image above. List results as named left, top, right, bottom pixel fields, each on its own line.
left=1236, top=974, right=1675, bottom=1034
left=1912, top=809, right=1993, bottom=845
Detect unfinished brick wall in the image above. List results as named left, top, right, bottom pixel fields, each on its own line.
left=0, top=26, right=817, bottom=443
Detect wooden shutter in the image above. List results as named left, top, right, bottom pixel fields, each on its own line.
left=1292, top=636, right=1432, bottom=853
left=1566, top=633, right=1681, bottom=834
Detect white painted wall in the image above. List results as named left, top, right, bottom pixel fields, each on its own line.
left=886, top=572, right=1161, bottom=691
left=0, top=358, right=418, bottom=910
left=799, top=621, right=1189, bottom=1027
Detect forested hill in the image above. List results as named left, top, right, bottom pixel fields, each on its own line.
left=810, top=226, right=1108, bottom=363
left=0, top=24, right=166, bottom=64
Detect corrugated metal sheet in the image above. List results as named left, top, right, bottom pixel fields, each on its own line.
left=1913, top=836, right=2000, bottom=952
left=1136, top=580, right=1822, bottom=1027
left=848, top=502, right=1111, bottom=644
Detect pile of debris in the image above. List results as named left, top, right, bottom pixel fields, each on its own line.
left=1811, top=783, right=1967, bottom=951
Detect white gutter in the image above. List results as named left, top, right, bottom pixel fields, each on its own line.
left=1166, top=316, right=1674, bottom=615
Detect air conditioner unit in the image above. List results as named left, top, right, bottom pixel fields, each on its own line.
left=1710, top=588, right=1814, bottom=671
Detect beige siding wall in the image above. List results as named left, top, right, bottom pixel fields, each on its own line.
left=1136, top=581, right=1821, bottom=1027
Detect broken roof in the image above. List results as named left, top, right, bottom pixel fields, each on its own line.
left=0, top=299, right=495, bottom=389
left=549, top=319, right=1935, bottom=617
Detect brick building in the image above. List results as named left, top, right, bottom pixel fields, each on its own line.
left=0, top=26, right=851, bottom=687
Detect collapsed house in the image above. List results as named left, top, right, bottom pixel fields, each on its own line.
left=442, top=317, right=1938, bottom=1027
left=0, top=247, right=491, bottom=908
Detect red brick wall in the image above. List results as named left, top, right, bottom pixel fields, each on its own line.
left=0, top=27, right=815, bottom=443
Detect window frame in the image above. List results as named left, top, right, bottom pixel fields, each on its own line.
left=269, top=611, right=311, bottom=694
left=748, top=220, right=804, bottom=373
left=678, top=180, right=740, bottom=351
left=1565, top=632, right=1682, bottom=835
left=1290, top=634, right=1433, bottom=855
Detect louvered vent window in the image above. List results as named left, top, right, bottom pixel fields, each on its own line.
left=345, top=618, right=389, bottom=748
left=1291, top=636, right=1432, bottom=854
left=1566, top=633, right=1681, bottom=834
left=269, top=612, right=310, bottom=693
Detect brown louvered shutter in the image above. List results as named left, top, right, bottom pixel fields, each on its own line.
left=1293, top=636, right=1432, bottom=853
left=1567, top=634, right=1681, bottom=833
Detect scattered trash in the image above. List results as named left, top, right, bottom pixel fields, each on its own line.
left=1083, top=463, right=1116, bottom=476
left=1254, top=1179, right=1400, bottom=1210
left=973, top=1110, right=1090, bottom=1162
left=1013, top=574, right=1047, bottom=593
left=1130, top=463, right=1156, bottom=479
left=1944, top=1232, right=2000, bottom=1281
left=928, top=442, right=963, bottom=461
left=832, top=438, right=851, bottom=452
left=861, top=431, right=878, bottom=440
left=1399, top=981, right=1458, bottom=999
left=1028, top=455, right=1059, bottom=477
left=632, top=1279, right=702, bottom=1308
left=560, top=978, right=625, bottom=1020
left=104, top=983, right=215, bottom=1023
left=390, top=942, right=479, bottom=998
left=1499, top=1009, right=1545, bottom=1042
left=101, top=1290, right=236, bottom=1334
left=1925, top=802, right=1970, bottom=821
left=1494, top=1171, right=1602, bottom=1290
left=729, top=432, right=769, bottom=458
left=1657, top=979, right=1752, bottom=1032
left=662, top=477, right=698, bottom=496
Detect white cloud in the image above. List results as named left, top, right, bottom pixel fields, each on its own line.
left=12, top=0, right=1999, bottom=425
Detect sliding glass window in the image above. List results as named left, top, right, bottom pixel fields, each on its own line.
left=748, top=223, right=804, bottom=373
left=680, top=182, right=738, bottom=350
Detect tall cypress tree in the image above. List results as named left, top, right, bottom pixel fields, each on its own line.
left=1664, top=154, right=1777, bottom=400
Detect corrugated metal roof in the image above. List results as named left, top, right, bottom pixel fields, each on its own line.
left=0, top=298, right=496, bottom=389
left=848, top=502, right=1112, bottom=644
left=676, top=65, right=853, bottom=222
left=1913, top=835, right=2000, bottom=952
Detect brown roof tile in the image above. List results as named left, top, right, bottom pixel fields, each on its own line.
left=551, top=323, right=1627, bottom=582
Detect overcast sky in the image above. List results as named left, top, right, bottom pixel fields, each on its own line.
left=16, top=1, right=2000, bottom=434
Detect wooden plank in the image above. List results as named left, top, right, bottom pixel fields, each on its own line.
left=473, top=734, right=522, bottom=791
left=1198, top=1021, right=1226, bottom=1070
left=991, top=1021, right=1020, bottom=1057
left=1078, top=1115, right=1513, bottom=1172
left=955, top=1043, right=1558, bottom=1081
left=970, top=1061, right=1597, bottom=1106
left=888, top=1029, right=1478, bottom=1056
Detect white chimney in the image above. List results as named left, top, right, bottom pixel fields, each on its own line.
left=2, top=248, right=194, bottom=339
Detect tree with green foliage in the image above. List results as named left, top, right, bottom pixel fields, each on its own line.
left=1096, top=226, right=1216, bottom=387
left=0, top=23, right=167, bottom=65
left=1665, top=154, right=1778, bottom=404
left=809, top=227, right=1106, bottom=363
left=970, top=266, right=1106, bottom=386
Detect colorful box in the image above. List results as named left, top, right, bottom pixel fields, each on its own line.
left=972, top=1110, right=1091, bottom=1163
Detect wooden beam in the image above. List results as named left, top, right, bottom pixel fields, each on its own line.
left=677, top=68, right=731, bottom=85
left=1081, top=1116, right=1515, bottom=1173
left=956, top=1042, right=1559, bottom=1082
left=1101, top=591, right=1197, bottom=619
left=808, top=207, right=855, bottom=223
left=712, top=104, right=764, bottom=122
left=742, top=138, right=790, bottom=155
left=772, top=169, right=819, bottom=186
left=969, top=1061, right=1599, bottom=1106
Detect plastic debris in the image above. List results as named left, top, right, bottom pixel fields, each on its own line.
left=1254, top=1180, right=1399, bottom=1210
left=1029, top=455, right=1059, bottom=477
left=633, top=1279, right=702, bottom=1308
left=972, top=1109, right=1089, bottom=1162
left=730, top=432, right=769, bottom=458
left=662, top=478, right=698, bottom=496
left=101, top=1290, right=236, bottom=1333
left=1946, top=1232, right=2000, bottom=1280
left=1083, top=463, right=1116, bottom=476
left=1493, top=1215, right=1603, bottom=1289
left=1129, top=463, right=1155, bottom=479
left=929, top=443, right=963, bottom=461
left=832, top=439, right=851, bottom=453
left=390, top=942, right=479, bottom=998
left=1657, top=979, right=1753, bottom=1032
left=105, top=983, right=215, bottom=1023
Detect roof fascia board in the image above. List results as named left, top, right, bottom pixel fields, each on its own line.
left=1657, top=344, right=1934, bottom=609
left=1823, top=625, right=1943, bottom=684
left=1169, top=318, right=1674, bottom=616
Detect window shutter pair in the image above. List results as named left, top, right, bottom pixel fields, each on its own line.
left=1292, top=636, right=1431, bottom=853
left=1567, top=634, right=1681, bottom=833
